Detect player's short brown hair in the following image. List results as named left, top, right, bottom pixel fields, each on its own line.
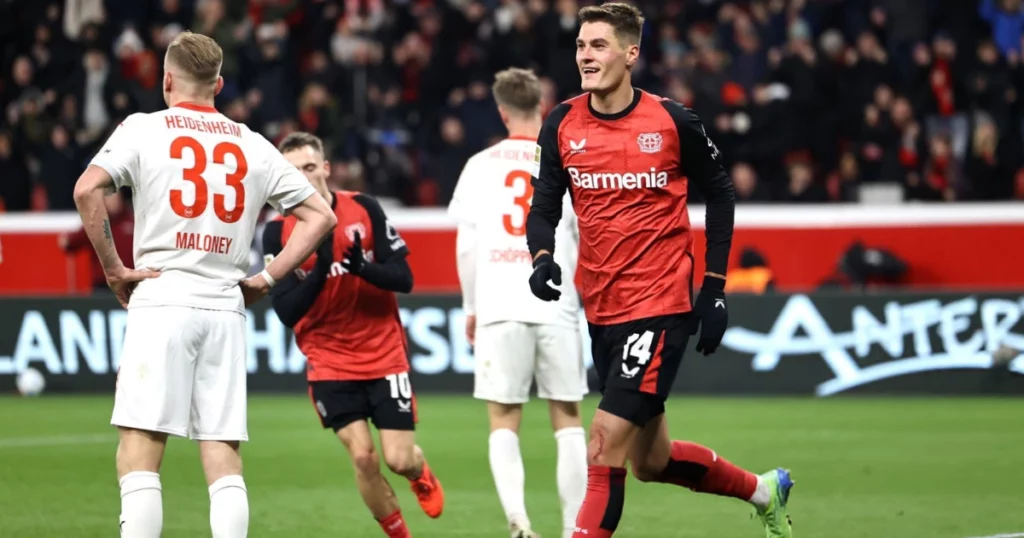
left=492, top=68, right=542, bottom=115
left=165, top=31, right=223, bottom=85
left=578, top=2, right=645, bottom=46
left=278, top=131, right=325, bottom=158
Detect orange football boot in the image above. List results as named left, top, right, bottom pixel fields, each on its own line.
left=410, top=461, right=444, bottom=518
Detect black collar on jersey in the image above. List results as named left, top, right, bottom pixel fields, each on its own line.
left=587, top=87, right=642, bottom=121
left=329, top=191, right=337, bottom=209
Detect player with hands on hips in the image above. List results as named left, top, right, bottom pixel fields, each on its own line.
left=77, top=31, right=336, bottom=538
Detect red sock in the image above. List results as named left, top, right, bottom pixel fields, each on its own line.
left=378, top=509, right=411, bottom=538
left=572, top=465, right=627, bottom=538
left=655, top=441, right=757, bottom=501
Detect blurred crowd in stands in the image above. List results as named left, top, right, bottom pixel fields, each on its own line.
left=2, top=0, right=1023, bottom=211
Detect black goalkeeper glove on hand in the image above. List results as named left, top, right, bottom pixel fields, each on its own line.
left=529, top=253, right=562, bottom=302
left=690, top=276, right=728, bottom=355
left=341, top=232, right=366, bottom=275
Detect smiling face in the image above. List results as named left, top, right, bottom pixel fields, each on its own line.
left=575, top=3, right=643, bottom=95
left=576, top=21, right=638, bottom=94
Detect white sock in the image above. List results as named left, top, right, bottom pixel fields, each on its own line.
left=749, top=475, right=771, bottom=508
left=119, top=471, right=163, bottom=538
left=555, top=427, right=587, bottom=538
left=488, top=428, right=530, bottom=529
left=209, top=475, right=249, bottom=538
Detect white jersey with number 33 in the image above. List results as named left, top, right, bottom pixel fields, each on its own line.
left=448, top=137, right=580, bottom=328
left=89, top=103, right=316, bottom=313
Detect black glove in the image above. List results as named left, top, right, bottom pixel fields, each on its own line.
left=528, top=253, right=562, bottom=302
left=690, top=277, right=727, bottom=355
left=341, top=231, right=366, bottom=275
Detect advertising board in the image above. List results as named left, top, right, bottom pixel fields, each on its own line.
left=1, top=293, right=1022, bottom=395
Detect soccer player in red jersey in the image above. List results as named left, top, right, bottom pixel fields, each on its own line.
left=262, top=132, right=444, bottom=538
left=525, top=4, right=794, bottom=538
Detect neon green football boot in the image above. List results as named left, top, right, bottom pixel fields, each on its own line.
left=755, top=468, right=794, bottom=538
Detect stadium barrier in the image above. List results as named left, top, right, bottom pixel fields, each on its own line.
left=2, top=203, right=1024, bottom=295
left=1, top=291, right=1022, bottom=396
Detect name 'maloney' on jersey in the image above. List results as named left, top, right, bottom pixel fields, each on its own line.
left=528, top=90, right=735, bottom=325
left=89, top=103, right=317, bottom=313
left=448, top=136, right=580, bottom=328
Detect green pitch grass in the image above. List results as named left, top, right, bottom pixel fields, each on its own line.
left=0, top=395, right=1021, bottom=538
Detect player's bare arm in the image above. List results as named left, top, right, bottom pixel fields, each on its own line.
left=72, top=165, right=161, bottom=307
left=241, top=193, right=336, bottom=306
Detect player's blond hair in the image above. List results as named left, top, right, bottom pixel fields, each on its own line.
left=492, top=68, right=542, bottom=116
left=579, top=2, right=645, bottom=46
left=165, top=31, right=223, bottom=85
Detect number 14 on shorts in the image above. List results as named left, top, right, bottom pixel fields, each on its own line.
left=621, top=330, right=655, bottom=378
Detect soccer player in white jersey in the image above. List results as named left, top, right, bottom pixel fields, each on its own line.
left=71, top=32, right=336, bottom=538
left=448, top=68, right=588, bottom=538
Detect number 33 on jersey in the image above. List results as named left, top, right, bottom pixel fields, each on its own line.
left=88, top=102, right=316, bottom=313
left=447, top=136, right=580, bottom=329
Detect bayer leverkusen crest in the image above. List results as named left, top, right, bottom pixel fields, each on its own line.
left=345, top=222, right=366, bottom=242
left=637, top=132, right=663, bottom=154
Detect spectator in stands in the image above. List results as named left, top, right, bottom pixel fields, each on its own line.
left=0, top=0, right=1022, bottom=211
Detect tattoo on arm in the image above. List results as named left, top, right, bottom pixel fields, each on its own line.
left=103, top=219, right=112, bottom=241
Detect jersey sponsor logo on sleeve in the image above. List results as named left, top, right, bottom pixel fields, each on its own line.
left=385, top=220, right=406, bottom=251
left=263, top=253, right=275, bottom=266
left=568, top=166, right=669, bottom=190
left=701, top=124, right=722, bottom=160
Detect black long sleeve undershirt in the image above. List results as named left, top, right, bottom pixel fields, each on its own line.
left=357, top=256, right=413, bottom=293
left=261, top=193, right=414, bottom=328
left=262, top=220, right=330, bottom=328
left=526, top=103, right=573, bottom=258
left=660, top=100, right=736, bottom=277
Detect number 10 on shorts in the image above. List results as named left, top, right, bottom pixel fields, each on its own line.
left=386, top=372, right=413, bottom=400
left=621, top=330, right=655, bottom=378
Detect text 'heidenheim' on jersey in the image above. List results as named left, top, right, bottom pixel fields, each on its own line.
left=164, top=115, right=243, bottom=138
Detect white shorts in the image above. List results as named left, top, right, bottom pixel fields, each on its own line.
left=110, top=306, right=248, bottom=441
left=473, top=321, right=588, bottom=404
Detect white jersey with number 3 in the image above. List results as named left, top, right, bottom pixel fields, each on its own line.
left=89, top=103, right=316, bottom=314
left=448, top=137, right=580, bottom=328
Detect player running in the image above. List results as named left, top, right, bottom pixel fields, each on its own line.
left=448, top=68, right=588, bottom=538
left=73, top=32, right=337, bottom=538
left=525, top=4, right=794, bottom=538
left=262, top=132, right=444, bottom=538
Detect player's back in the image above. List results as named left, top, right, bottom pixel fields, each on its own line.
left=450, top=137, right=579, bottom=328
left=101, top=103, right=308, bottom=313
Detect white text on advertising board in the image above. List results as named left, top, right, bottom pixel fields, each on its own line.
left=722, top=295, right=1024, bottom=396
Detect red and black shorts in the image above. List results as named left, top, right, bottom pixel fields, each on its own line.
left=308, top=371, right=418, bottom=432
left=588, top=313, right=692, bottom=426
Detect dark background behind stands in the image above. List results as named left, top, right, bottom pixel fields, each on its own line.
left=2, top=0, right=1023, bottom=212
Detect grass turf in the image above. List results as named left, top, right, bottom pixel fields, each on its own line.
left=0, top=395, right=1021, bottom=537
